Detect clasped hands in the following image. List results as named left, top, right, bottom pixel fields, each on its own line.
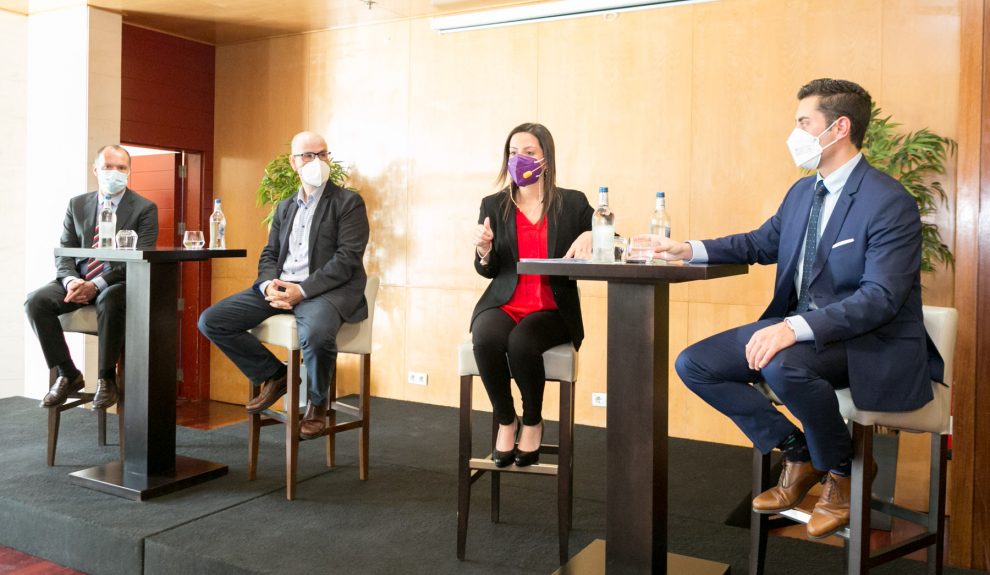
left=63, top=279, right=97, bottom=304
left=472, top=216, right=593, bottom=260
left=265, top=279, right=304, bottom=310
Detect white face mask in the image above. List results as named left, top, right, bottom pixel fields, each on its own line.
left=786, top=119, right=840, bottom=171
left=299, top=159, right=331, bottom=188
left=97, top=169, right=128, bottom=196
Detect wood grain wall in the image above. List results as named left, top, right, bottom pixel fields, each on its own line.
left=210, top=0, right=961, bottom=445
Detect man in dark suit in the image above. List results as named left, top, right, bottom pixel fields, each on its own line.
left=25, top=145, right=160, bottom=410
left=198, top=131, right=369, bottom=439
left=649, top=79, right=943, bottom=538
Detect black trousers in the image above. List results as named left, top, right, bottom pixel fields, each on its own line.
left=472, top=307, right=571, bottom=426
left=24, top=280, right=126, bottom=374
left=198, top=287, right=344, bottom=406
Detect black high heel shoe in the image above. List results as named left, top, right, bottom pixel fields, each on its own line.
left=492, top=417, right=520, bottom=468
left=514, top=420, right=544, bottom=467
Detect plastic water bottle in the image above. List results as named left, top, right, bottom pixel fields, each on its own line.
left=98, top=194, right=116, bottom=248
left=209, top=198, right=226, bottom=249
left=592, top=186, right=615, bottom=263
left=650, top=192, right=671, bottom=238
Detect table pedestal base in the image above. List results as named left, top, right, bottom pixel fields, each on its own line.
left=69, top=455, right=228, bottom=501
left=552, top=540, right=731, bottom=575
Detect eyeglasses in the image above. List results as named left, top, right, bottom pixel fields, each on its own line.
left=292, top=151, right=330, bottom=162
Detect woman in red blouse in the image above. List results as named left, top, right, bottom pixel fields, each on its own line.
left=470, top=123, right=593, bottom=467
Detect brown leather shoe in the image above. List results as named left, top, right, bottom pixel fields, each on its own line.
left=92, top=379, right=119, bottom=410
left=752, top=459, right=826, bottom=514
left=245, top=374, right=288, bottom=414
left=41, top=373, right=85, bottom=407
left=807, top=471, right=851, bottom=539
left=807, top=462, right=878, bottom=539
left=299, top=401, right=328, bottom=440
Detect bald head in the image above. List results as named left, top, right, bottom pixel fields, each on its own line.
left=291, top=131, right=327, bottom=155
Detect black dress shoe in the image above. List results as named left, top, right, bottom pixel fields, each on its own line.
left=92, top=379, right=119, bottom=410
left=514, top=420, right=544, bottom=467
left=41, top=373, right=85, bottom=407
left=492, top=417, right=520, bottom=468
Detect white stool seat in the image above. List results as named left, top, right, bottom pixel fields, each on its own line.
left=59, top=306, right=98, bottom=335
left=457, top=337, right=577, bottom=383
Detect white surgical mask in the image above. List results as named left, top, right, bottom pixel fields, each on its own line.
left=97, top=169, right=128, bottom=196
left=299, top=159, right=331, bottom=188
left=786, top=119, right=840, bottom=171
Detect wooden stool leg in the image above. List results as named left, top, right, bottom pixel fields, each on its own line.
left=490, top=413, right=501, bottom=523
left=98, top=408, right=107, bottom=446
left=247, top=383, right=260, bottom=481
left=358, top=353, right=370, bottom=480
left=286, top=351, right=301, bottom=500
left=47, top=407, right=60, bottom=467
left=847, top=422, right=873, bottom=575
left=750, top=448, right=771, bottom=575
left=457, top=374, right=474, bottom=561
left=326, top=369, right=338, bottom=468
left=927, top=434, right=947, bottom=575
left=117, top=388, right=125, bottom=460
left=558, top=379, right=574, bottom=565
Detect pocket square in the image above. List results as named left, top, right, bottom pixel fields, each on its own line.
left=831, top=238, right=855, bottom=249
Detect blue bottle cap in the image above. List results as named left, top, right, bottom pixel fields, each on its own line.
left=599, top=186, right=608, bottom=193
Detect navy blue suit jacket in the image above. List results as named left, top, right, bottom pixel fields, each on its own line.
left=702, top=158, right=944, bottom=412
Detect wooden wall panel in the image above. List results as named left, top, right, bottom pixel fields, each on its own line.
left=211, top=0, right=963, bottom=446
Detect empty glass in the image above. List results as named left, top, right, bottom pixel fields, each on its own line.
left=115, top=229, right=138, bottom=250
left=625, top=235, right=654, bottom=264
left=183, top=230, right=205, bottom=249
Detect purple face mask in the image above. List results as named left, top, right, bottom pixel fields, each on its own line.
left=507, top=154, right=544, bottom=187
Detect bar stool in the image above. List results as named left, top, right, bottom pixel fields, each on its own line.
left=750, top=305, right=956, bottom=575
left=46, top=306, right=124, bottom=466
left=456, top=338, right=578, bottom=565
left=247, top=276, right=379, bottom=500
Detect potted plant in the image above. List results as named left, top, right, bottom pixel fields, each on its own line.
left=255, top=151, right=350, bottom=227
left=861, top=105, right=956, bottom=272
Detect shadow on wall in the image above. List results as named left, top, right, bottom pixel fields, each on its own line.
left=347, top=162, right=408, bottom=287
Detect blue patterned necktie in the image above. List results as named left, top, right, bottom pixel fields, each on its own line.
left=796, top=181, right=829, bottom=313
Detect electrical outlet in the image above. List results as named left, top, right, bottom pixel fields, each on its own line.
left=407, top=371, right=428, bottom=386
left=591, top=392, right=607, bottom=407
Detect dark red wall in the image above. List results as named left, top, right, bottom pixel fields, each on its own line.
left=121, top=25, right=215, bottom=401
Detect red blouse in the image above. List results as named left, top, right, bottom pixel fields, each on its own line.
left=500, top=209, right=558, bottom=323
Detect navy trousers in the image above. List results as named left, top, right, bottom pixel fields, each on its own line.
left=675, top=318, right=852, bottom=472
left=198, top=287, right=343, bottom=406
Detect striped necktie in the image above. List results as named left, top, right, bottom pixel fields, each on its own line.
left=795, top=181, right=829, bottom=313
left=80, top=224, right=106, bottom=280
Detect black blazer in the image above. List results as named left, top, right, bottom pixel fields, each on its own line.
left=470, top=188, right=594, bottom=349
left=253, top=181, right=369, bottom=323
left=55, top=189, right=159, bottom=286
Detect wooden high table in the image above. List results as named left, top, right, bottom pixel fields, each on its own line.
left=54, top=247, right=246, bottom=501
left=517, top=259, right=747, bottom=575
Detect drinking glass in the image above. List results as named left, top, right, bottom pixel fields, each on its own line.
left=625, top=235, right=654, bottom=264
left=115, top=229, right=138, bottom=250
left=183, top=230, right=205, bottom=249
left=613, top=236, right=628, bottom=263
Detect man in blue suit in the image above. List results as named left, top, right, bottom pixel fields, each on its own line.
left=649, top=79, right=944, bottom=538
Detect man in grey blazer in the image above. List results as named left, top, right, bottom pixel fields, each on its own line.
left=649, top=79, right=943, bottom=538
left=199, top=131, right=369, bottom=439
left=25, top=145, right=159, bottom=410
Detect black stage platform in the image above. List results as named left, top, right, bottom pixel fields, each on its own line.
left=0, top=396, right=984, bottom=575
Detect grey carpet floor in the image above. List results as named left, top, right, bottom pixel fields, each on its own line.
left=0, top=396, right=985, bottom=575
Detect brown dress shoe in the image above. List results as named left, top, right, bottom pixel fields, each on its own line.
left=752, top=459, right=826, bottom=514
left=807, top=471, right=851, bottom=539
left=41, top=373, right=85, bottom=407
left=299, top=401, right=328, bottom=440
left=91, top=379, right=119, bottom=410
left=245, top=374, right=288, bottom=414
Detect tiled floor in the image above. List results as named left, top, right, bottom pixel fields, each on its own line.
left=0, top=544, right=83, bottom=574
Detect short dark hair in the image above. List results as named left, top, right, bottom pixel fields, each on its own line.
left=797, top=79, right=872, bottom=148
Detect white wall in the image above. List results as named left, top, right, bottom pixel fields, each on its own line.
left=0, top=10, right=27, bottom=398
left=21, top=6, right=121, bottom=399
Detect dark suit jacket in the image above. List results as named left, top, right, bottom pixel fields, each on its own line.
left=701, top=158, right=943, bottom=412
left=470, top=188, right=594, bottom=349
left=253, top=181, right=369, bottom=323
left=55, top=188, right=159, bottom=286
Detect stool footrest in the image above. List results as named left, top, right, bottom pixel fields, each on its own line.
left=777, top=508, right=852, bottom=540
left=468, top=457, right=558, bottom=476
left=330, top=402, right=360, bottom=417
